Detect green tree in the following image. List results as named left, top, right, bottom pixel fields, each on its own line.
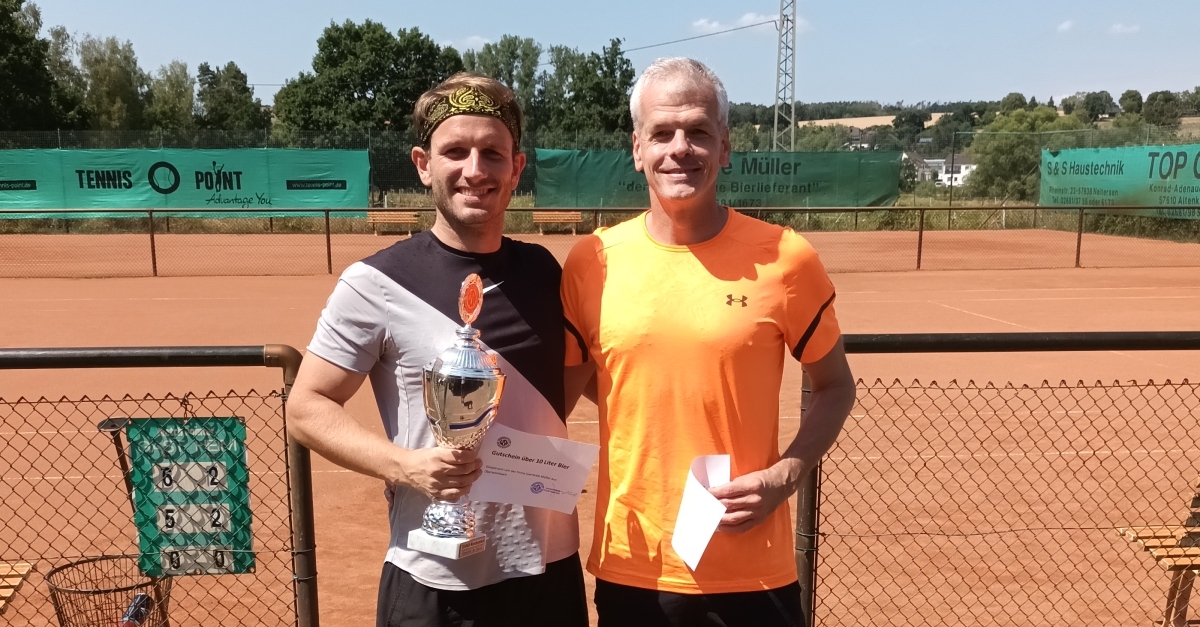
left=463, top=35, right=541, bottom=116
left=0, top=0, right=60, bottom=130
left=899, top=159, right=918, bottom=192
left=45, top=26, right=88, bottom=128
left=1060, top=95, right=1078, bottom=115
left=531, top=39, right=634, bottom=142
left=1119, top=89, right=1143, bottom=114
left=273, top=21, right=461, bottom=132
left=999, top=92, right=1027, bottom=113
left=145, top=60, right=195, bottom=130
left=793, top=124, right=851, bottom=151
left=79, top=35, right=148, bottom=129
left=729, top=122, right=768, bottom=151
left=967, top=106, right=1086, bottom=201
left=1112, top=112, right=1146, bottom=129
left=1026, top=96, right=1039, bottom=110
left=195, top=61, right=268, bottom=130
left=891, top=109, right=930, bottom=147
left=1178, top=87, right=1200, bottom=116
left=728, top=102, right=773, bottom=127
left=1081, top=91, right=1114, bottom=122
left=864, top=125, right=904, bottom=151
left=1143, top=90, right=1182, bottom=129
left=920, top=106, right=980, bottom=156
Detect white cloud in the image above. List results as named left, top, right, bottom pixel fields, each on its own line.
left=1056, top=20, right=1073, bottom=33
left=691, top=12, right=804, bottom=36
left=1110, top=23, right=1140, bottom=35
left=736, top=12, right=775, bottom=27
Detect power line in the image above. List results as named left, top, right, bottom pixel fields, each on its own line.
left=253, top=19, right=779, bottom=83
left=537, top=19, right=777, bottom=66
left=625, top=20, right=777, bottom=53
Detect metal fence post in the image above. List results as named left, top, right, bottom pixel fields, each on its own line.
left=796, top=370, right=821, bottom=627
left=148, top=210, right=158, bottom=277
left=916, top=208, right=926, bottom=270
left=288, top=437, right=320, bottom=627
left=1075, top=207, right=1085, bottom=268
left=324, top=210, right=333, bottom=275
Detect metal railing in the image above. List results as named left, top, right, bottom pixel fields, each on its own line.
left=796, top=332, right=1200, bottom=627
left=0, top=345, right=316, bottom=627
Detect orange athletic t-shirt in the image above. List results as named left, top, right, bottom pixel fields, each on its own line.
left=561, top=208, right=841, bottom=594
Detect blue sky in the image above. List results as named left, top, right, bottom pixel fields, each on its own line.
left=33, top=0, right=1200, bottom=107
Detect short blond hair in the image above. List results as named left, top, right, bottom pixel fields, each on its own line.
left=412, top=72, right=524, bottom=151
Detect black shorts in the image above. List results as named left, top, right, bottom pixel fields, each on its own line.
left=376, top=553, right=588, bottom=627
left=594, top=578, right=805, bottom=627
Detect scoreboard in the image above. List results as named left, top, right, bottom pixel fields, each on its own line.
left=127, top=417, right=254, bottom=577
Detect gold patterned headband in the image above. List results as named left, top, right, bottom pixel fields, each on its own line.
left=420, top=86, right=521, bottom=147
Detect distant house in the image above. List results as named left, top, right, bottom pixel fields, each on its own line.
left=922, top=154, right=976, bottom=187
left=902, top=152, right=935, bottom=182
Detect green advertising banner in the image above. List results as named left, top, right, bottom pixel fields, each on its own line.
left=0, top=149, right=368, bottom=215
left=1041, top=144, right=1200, bottom=219
left=535, top=149, right=901, bottom=208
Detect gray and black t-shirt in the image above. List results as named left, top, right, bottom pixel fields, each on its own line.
left=306, top=231, right=578, bottom=590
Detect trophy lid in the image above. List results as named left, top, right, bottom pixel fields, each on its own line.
left=425, top=273, right=503, bottom=380
left=459, top=274, right=483, bottom=327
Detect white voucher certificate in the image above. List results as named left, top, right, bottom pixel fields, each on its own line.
left=671, top=455, right=730, bottom=571
left=471, top=423, right=599, bottom=514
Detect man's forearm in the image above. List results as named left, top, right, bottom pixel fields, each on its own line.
left=287, top=390, right=408, bottom=485
left=772, top=379, right=856, bottom=491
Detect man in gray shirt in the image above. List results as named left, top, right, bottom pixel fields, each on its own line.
left=287, top=73, right=587, bottom=627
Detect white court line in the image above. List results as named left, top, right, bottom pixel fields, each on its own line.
left=0, top=430, right=88, bottom=436
left=828, top=446, right=1195, bottom=463
left=571, top=411, right=1126, bottom=424
left=849, top=295, right=1200, bottom=304
left=928, top=301, right=1035, bottom=330
left=841, top=286, right=1200, bottom=295
left=0, top=296, right=316, bottom=303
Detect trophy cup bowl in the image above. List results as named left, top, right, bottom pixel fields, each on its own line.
left=407, top=274, right=505, bottom=560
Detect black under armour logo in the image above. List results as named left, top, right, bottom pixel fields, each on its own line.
left=726, top=294, right=748, bottom=307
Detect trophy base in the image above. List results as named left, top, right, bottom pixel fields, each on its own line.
left=407, top=529, right=487, bottom=560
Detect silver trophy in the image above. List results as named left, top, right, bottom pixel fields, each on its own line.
left=406, top=273, right=506, bottom=560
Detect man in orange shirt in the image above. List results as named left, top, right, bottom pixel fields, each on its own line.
left=561, top=58, right=857, bottom=627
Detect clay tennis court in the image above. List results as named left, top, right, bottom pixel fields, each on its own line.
left=3, top=231, right=1200, bottom=626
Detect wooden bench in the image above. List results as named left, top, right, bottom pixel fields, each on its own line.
left=1118, top=479, right=1200, bottom=627
left=0, top=562, right=35, bottom=616
left=531, top=211, right=583, bottom=235
left=366, top=211, right=419, bottom=236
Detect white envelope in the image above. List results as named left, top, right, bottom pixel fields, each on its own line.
left=671, top=455, right=730, bottom=571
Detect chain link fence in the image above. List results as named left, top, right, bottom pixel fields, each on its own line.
left=0, top=346, right=314, bottom=627
left=2, top=206, right=1198, bottom=277
left=815, top=378, right=1200, bottom=627
left=0, top=391, right=297, bottom=626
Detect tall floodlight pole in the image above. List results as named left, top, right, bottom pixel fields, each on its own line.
left=772, top=0, right=797, bottom=152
